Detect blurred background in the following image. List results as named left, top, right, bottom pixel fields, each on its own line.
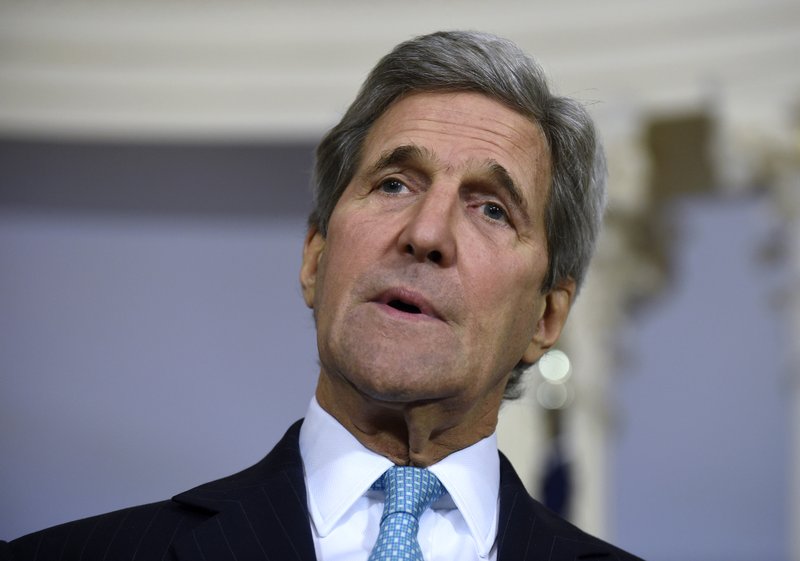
left=1, top=1, right=798, bottom=559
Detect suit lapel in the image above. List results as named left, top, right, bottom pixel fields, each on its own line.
left=496, top=453, right=626, bottom=561
left=170, top=420, right=317, bottom=561
left=496, top=453, right=540, bottom=560
left=164, top=423, right=632, bottom=561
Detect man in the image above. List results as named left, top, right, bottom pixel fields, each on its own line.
left=1, top=31, right=643, bottom=560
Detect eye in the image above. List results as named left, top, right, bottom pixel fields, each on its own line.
left=378, top=178, right=409, bottom=195
left=481, top=202, right=509, bottom=223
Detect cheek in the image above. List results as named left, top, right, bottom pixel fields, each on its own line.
left=316, top=249, right=349, bottom=308
left=330, top=212, right=398, bottom=274
left=314, top=221, right=376, bottom=311
left=472, top=258, right=544, bottom=331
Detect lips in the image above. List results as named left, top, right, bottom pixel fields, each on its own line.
left=374, top=287, right=442, bottom=320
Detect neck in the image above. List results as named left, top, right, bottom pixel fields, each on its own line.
left=314, top=371, right=504, bottom=467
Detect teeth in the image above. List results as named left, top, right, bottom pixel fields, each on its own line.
left=388, top=299, right=421, bottom=314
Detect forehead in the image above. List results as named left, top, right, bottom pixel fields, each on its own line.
left=361, top=91, right=551, bottom=198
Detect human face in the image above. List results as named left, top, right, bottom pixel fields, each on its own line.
left=301, top=91, right=573, bottom=413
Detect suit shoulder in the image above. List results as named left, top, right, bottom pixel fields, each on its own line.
left=498, top=453, right=645, bottom=560
left=2, top=500, right=208, bottom=561
left=543, top=507, right=642, bottom=559
left=2, top=423, right=307, bottom=561
left=519, top=493, right=644, bottom=560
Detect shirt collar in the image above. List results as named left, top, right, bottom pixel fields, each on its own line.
left=428, top=431, right=499, bottom=557
left=299, top=397, right=393, bottom=537
left=298, top=396, right=499, bottom=558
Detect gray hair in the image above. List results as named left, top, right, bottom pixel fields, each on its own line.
left=310, top=30, right=606, bottom=398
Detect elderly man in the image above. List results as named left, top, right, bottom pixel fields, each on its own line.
left=1, top=31, right=643, bottom=561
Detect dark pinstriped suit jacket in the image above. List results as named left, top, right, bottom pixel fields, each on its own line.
left=1, top=420, right=643, bottom=561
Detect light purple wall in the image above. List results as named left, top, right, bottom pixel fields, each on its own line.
left=612, top=196, right=791, bottom=560
left=0, top=141, right=319, bottom=538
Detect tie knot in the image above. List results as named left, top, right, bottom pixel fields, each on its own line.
left=373, top=466, right=445, bottom=519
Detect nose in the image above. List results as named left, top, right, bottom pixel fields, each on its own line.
left=397, top=187, right=457, bottom=266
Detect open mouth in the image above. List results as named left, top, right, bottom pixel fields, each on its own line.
left=387, top=299, right=422, bottom=314
left=375, top=287, right=440, bottom=320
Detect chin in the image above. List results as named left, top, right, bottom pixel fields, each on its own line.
left=349, top=366, right=454, bottom=405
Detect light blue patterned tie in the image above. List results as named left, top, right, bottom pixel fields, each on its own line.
left=368, top=466, right=445, bottom=561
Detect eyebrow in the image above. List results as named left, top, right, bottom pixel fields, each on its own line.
left=367, top=144, right=432, bottom=176
left=367, top=143, right=530, bottom=222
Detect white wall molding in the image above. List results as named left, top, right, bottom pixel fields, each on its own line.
left=1, top=0, right=797, bottom=141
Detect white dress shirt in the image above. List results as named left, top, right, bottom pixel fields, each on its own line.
left=298, top=397, right=499, bottom=561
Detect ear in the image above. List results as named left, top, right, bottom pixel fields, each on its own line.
left=299, top=226, right=326, bottom=308
left=521, top=278, right=576, bottom=364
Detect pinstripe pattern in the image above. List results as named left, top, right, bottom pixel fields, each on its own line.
left=3, top=421, right=316, bottom=561
left=1, top=423, right=644, bottom=561
left=496, top=452, right=645, bottom=560
left=4, top=499, right=206, bottom=561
